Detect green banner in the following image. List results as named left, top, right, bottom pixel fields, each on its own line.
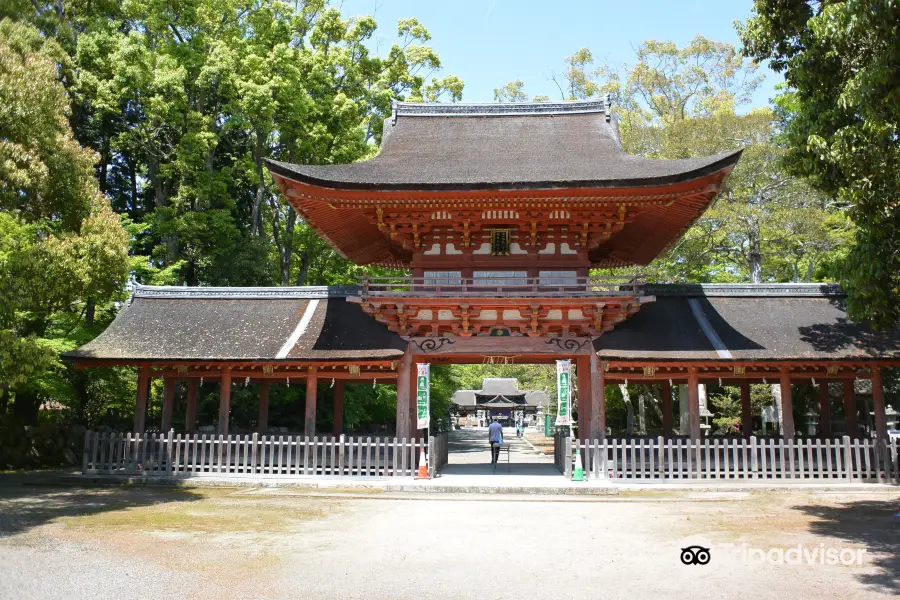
left=556, top=360, right=571, bottom=426
left=416, top=363, right=430, bottom=430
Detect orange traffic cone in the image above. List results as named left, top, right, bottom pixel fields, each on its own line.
left=415, top=448, right=430, bottom=479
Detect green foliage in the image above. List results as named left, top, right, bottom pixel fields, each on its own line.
left=1, top=3, right=462, bottom=430
left=739, top=0, right=900, bottom=327
left=0, top=19, right=129, bottom=422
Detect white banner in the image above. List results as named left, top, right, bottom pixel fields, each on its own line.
left=555, top=360, right=571, bottom=426
left=416, top=363, right=430, bottom=430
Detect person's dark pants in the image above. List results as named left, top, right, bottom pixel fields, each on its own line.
left=490, top=442, right=501, bottom=464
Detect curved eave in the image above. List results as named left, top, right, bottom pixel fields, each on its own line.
left=265, top=150, right=742, bottom=194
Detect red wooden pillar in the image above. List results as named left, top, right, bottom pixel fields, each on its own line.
left=779, top=368, right=795, bottom=440
left=740, top=380, right=752, bottom=440
left=304, top=367, right=318, bottom=438
left=185, top=378, right=198, bottom=433
left=661, top=379, right=673, bottom=439
left=818, top=381, right=831, bottom=438
left=134, top=365, right=150, bottom=433
left=576, top=355, right=592, bottom=442
left=589, top=352, right=606, bottom=440
left=843, top=379, right=858, bottom=438
left=218, top=369, right=232, bottom=436
left=332, top=380, right=345, bottom=436
left=687, top=368, right=701, bottom=440
left=258, top=381, right=270, bottom=433
left=872, top=367, right=888, bottom=440
left=395, top=351, right=412, bottom=438
left=161, top=377, right=176, bottom=432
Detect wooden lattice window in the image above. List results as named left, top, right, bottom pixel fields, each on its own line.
left=490, top=229, right=510, bottom=255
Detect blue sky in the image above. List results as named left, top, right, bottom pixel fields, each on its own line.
left=336, top=0, right=781, bottom=111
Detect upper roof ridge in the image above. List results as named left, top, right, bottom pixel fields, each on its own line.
left=131, top=284, right=358, bottom=300
left=644, top=282, right=845, bottom=298
left=391, top=97, right=610, bottom=118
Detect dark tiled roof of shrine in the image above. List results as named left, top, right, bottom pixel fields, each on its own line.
left=266, top=99, right=741, bottom=191
left=596, top=284, right=900, bottom=361
left=63, top=285, right=405, bottom=363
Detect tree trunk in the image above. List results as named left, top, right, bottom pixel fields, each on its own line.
left=748, top=217, right=762, bottom=283
left=12, top=390, right=40, bottom=425
left=281, top=209, right=296, bottom=285
left=85, top=298, right=95, bottom=327
left=252, top=133, right=267, bottom=237
left=296, top=248, right=311, bottom=286
left=148, top=153, right=177, bottom=264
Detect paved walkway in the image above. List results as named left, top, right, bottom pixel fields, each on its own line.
left=440, top=426, right=562, bottom=481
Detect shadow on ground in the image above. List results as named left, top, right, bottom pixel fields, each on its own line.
left=793, top=498, right=900, bottom=596
left=0, top=470, right=202, bottom=537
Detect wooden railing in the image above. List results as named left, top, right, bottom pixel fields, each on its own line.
left=82, top=431, right=426, bottom=477
left=567, top=436, right=900, bottom=482
left=360, top=275, right=643, bottom=299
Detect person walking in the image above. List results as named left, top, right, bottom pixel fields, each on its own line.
left=488, top=417, right=504, bottom=464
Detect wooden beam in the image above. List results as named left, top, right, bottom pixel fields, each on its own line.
left=872, top=367, right=888, bottom=440
left=779, top=368, right=795, bottom=440
left=134, top=365, right=150, bottom=433
left=396, top=351, right=412, bottom=438
left=258, top=381, right=270, bottom=433
left=818, top=381, right=831, bottom=438
left=843, top=379, right=858, bottom=439
left=332, top=380, right=344, bottom=436
left=687, top=368, right=701, bottom=441
left=576, top=355, right=592, bottom=442
left=740, top=380, right=752, bottom=440
left=218, top=369, right=232, bottom=436
left=304, top=367, right=318, bottom=438
left=185, top=378, right=198, bottom=433
left=661, top=379, right=673, bottom=439
left=590, top=351, right=605, bottom=440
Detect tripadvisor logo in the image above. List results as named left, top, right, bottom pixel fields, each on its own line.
left=680, top=545, right=711, bottom=565
left=736, top=544, right=866, bottom=566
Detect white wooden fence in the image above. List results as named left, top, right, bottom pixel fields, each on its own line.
left=82, top=431, right=427, bottom=477
left=566, top=436, right=900, bottom=482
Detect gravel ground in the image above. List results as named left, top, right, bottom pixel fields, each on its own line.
left=1, top=474, right=898, bottom=600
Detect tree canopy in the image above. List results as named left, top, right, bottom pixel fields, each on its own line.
left=739, top=0, right=900, bottom=328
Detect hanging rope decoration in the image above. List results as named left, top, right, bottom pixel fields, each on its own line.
left=483, top=355, right=518, bottom=365
left=330, top=378, right=335, bottom=388
left=373, top=377, right=377, bottom=388
left=718, top=378, right=722, bottom=387
left=624, top=378, right=629, bottom=386
left=286, top=377, right=290, bottom=388
left=200, top=376, right=204, bottom=386
left=762, top=377, right=767, bottom=384
left=244, top=376, right=250, bottom=387
left=811, top=377, right=817, bottom=387
left=668, top=378, right=673, bottom=387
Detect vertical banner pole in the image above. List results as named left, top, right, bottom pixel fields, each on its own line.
left=556, top=359, right=572, bottom=438
left=416, top=363, right=430, bottom=433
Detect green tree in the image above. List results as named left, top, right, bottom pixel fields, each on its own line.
left=0, top=19, right=129, bottom=422
left=739, top=0, right=900, bottom=328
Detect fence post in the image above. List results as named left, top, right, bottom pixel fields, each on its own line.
left=82, top=430, right=91, bottom=473
left=165, top=429, right=174, bottom=476
left=843, top=436, right=853, bottom=480
left=428, top=435, right=435, bottom=477
left=338, top=434, right=346, bottom=477
left=565, top=436, right=572, bottom=479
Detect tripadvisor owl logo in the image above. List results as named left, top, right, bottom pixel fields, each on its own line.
left=680, top=545, right=711, bottom=565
